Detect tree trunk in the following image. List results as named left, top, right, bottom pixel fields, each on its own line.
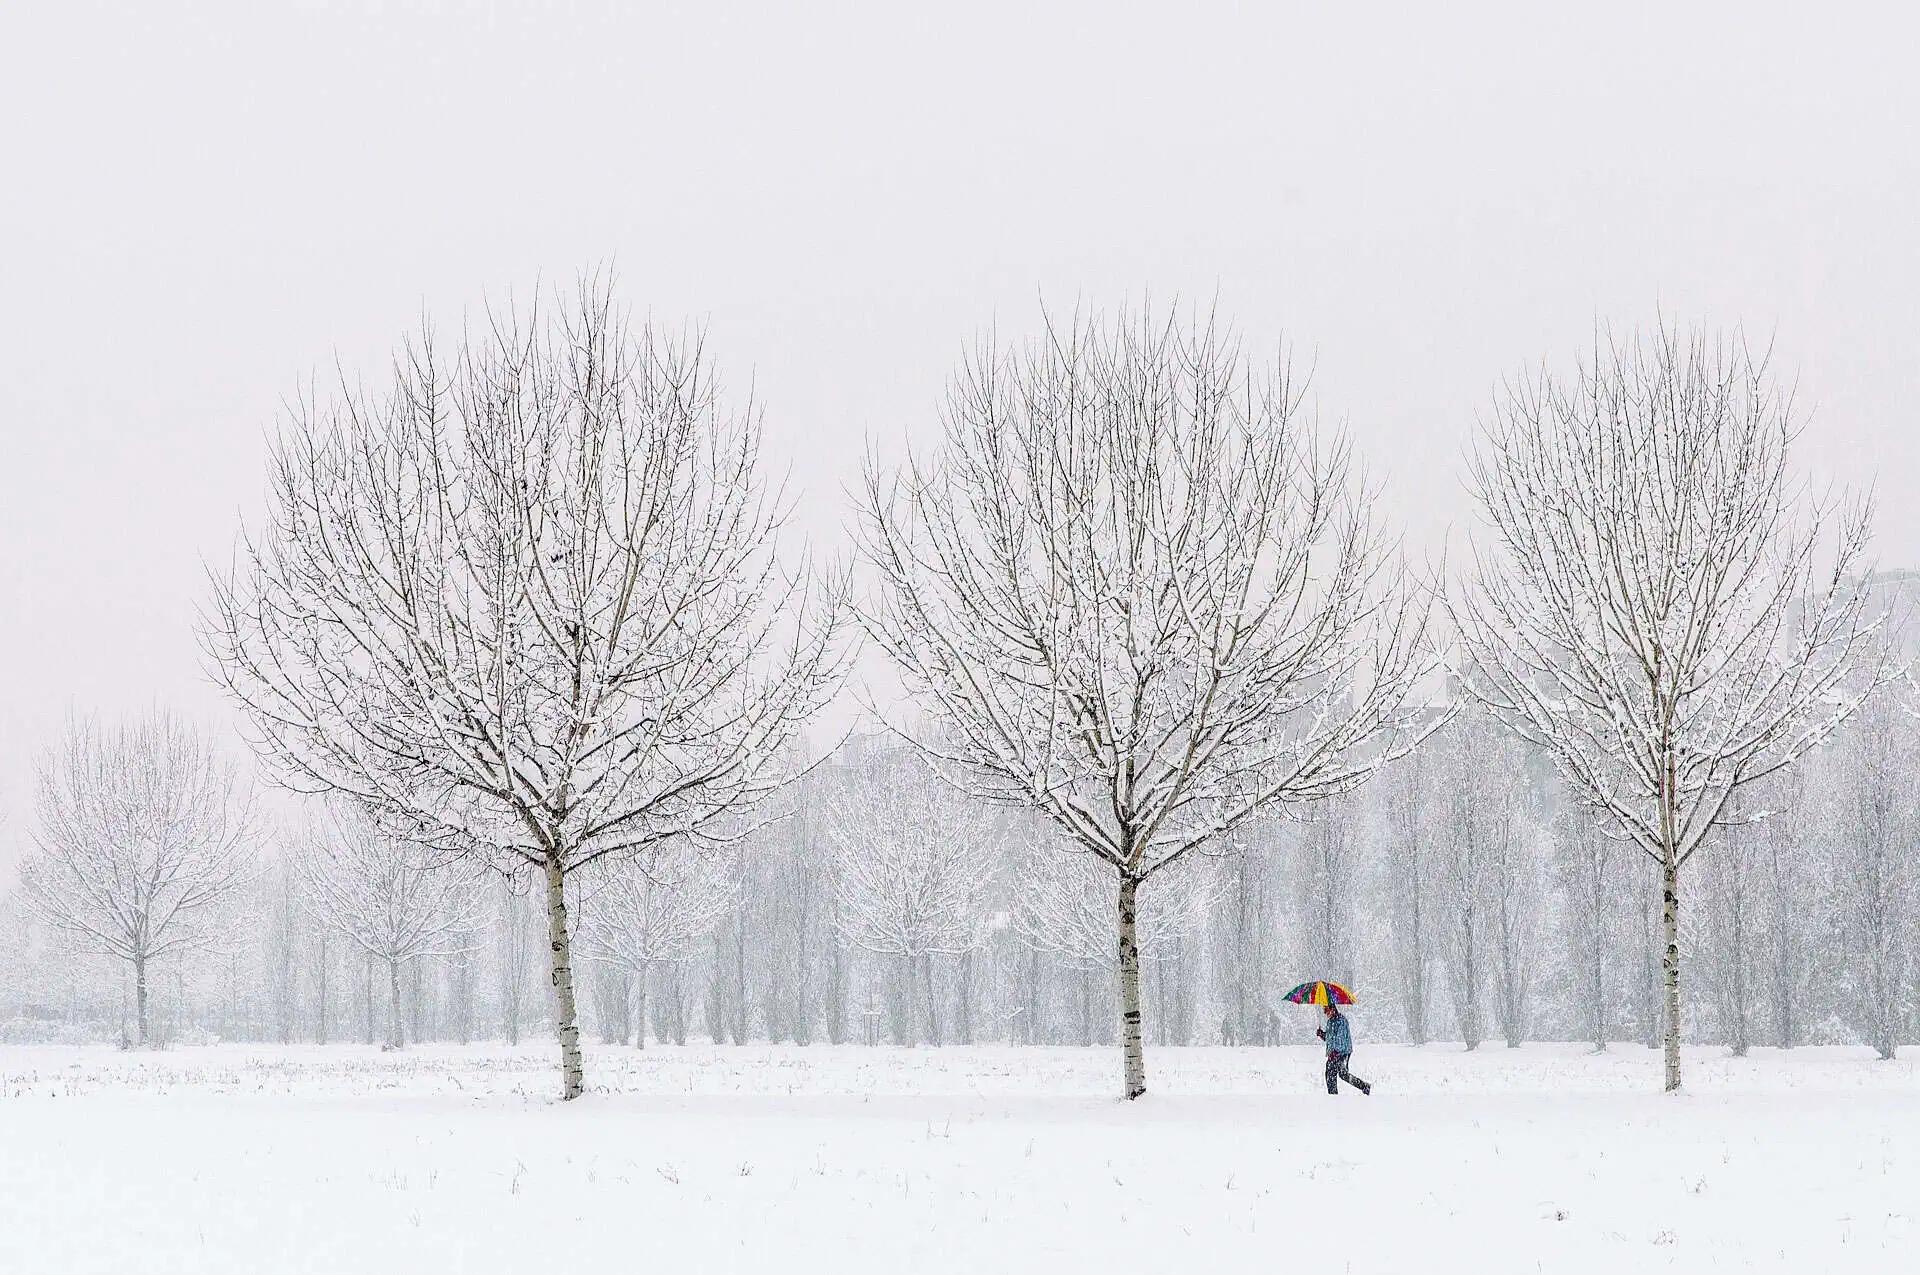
left=364, top=954, right=376, bottom=1045
left=454, top=950, right=472, bottom=1046
left=1661, top=853, right=1682, bottom=1092
left=633, top=964, right=649, bottom=1050
left=920, top=952, right=941, bottom=1046
left=1590, top=899, right=1606, bottom=1053
left=956, top=948, right=974, bottom=1045
left=386, top=958, right=404, bottom=1050
left=1117, top=876, right=1147, bottom=1100
left=1407, top=882, right=1427, bottom=1045
left=731, top=920, right=749, bottom=1045
left=408, top=959, right=423, bottom=1044
left=1771, top=869, right=1795, bottom=1049
left=707, top=933, right=726, bottom=1044
left=1023, top=946, right=1043, bottom=1046
left=133, top=955, right=150, bottom=1048
left=824, top=941, right=847, bottom=1045
left=667, top=964, right=688, bottom=1045
left=316, top=932, right=329, bottom=1045
left=1457, top=917, right=1481, bottom=1051
left=793, top=909, right=814, bottom=1046
left=543, top=856, right=585, bottom=1100
left=1729, top=882, right=1749, bottom=1058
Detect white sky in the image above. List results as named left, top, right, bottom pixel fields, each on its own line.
left=3, top=1, right=1916, bottom=880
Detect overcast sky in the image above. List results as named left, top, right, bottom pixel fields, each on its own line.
left=2, top=1, right=1916, bottom=880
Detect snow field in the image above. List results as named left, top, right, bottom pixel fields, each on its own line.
left=3, top=1043, right=1915, bottom=1273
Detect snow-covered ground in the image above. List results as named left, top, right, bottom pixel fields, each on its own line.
left=4, top=1042, right=1916, bottom=1273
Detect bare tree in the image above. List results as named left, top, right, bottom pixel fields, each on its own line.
left=294, top=804, right=492, bottom=1049
left=1431, top=719, right=1492, bottom=1050
left=1378, top=746, right=1435, bottom=1043
left=574, top=842, right=739, bottom=1048
left=1486, top=790, right=1544, bottom=1049
left=858, top=306, right=1433, bottom=1097
left=1295, top=801, right=1361, bottom=995
left=1454, top=324, right=1888, bottom=1090
left=497, top=879, right=540, bottom=1045
left=20, top=712, right=255, bottom=1046
left=1757, top=767, right=1810, bottom=1048
left=1828, top=696, right=1916, bottom=1058
left=823, top=742, right=998, bottom=1046
left=205, top=278, right=846, bottom=1097
left=1553, top=801, right=1621, bottom=1051
left=1217, top=829, right=1278, bottom=1046
left=1699, top=789, right=1762, bottom=1056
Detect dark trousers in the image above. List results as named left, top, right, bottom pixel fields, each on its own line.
left=1325, top=1051, right=1370, bottom=1095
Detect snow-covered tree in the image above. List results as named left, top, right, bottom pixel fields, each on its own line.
left=20, top=712, right=256, bottom=1046
left=1699, top=788, right=1763, bottom=1055
left=1377, top=744, right=1437, bottom=1043
left=1429, top=712, right=1502, bottom=1050
left=294, top=804, right=492, bottom=1049
left=1294, top=801, right=1361, bottom=993
left=1552, top=801, right=1623, bottom=1051
left=1486, top=792, right=1545, bottom=1048
left=496, top=879, right=541, bottom=1046
left=859, top=306, right=1433, bottom=1097
left=1216, top=828, right=1280, bottom=1046
left=1454, top=324, right=1888, bottom=1089
left=575, top=842, right=739, bottom=1048
left=1755, top=767, right=1812, bottom=1048
left=823, top=742, right=997, bottom=1045
left=1825, top=696, right=1916, bottom=1058
left=206, top=277, right=847, bottom=1097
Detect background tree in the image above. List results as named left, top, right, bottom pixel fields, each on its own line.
left=1699, top=789, right=1762, bottom=1055
left=20, top=712, right=255, bottom=1046
left=496, top=880, right=541, bottom=1046
left=1755, top=767, right=1812, bottom=1048
left=1215, top=828, right=1280, bottom=1046
left=1454, top=323, right=1888, bottom=1089
left=1552, top=801, right=1623, bottom=1051
left=824, top=740, right=997, bottom=1046
left=294, top=804, right=492, bottom=1050
left=1293, top=800, right=1361, bottom=999
left=1378, top=747, right=1436, bottom=1043
left=859, top=306, right=1433, bottom=1098
left=574, top=842, right=739, bottom=1048
left=1826, top=696, right=1916, bottom=1058
left=206, top=278, right=846, bottom=1098
left=1429, top=712, right=1496, bottom=1050
left=1009, top=841, right=1219, bottom=1047
left=1486, top=786, right=1545, bottom=1048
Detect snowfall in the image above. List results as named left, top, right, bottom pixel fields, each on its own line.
left=2, top=1041, right=1915, bottom=1273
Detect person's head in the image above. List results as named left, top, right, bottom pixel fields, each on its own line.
left=1324, top=1002, right=1337, bottom=1018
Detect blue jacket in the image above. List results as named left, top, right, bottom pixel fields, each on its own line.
left=1323, top=1011, right=1352, bottom=1055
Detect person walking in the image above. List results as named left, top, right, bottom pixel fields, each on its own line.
left=1317, top=1002, right=1372, bottom=1095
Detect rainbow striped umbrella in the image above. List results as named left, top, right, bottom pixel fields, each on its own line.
left=1282, top=980, right=1355, bottom=1007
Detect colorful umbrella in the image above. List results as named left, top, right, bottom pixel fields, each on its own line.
left=1282, top=980, right=1355, bottom=1007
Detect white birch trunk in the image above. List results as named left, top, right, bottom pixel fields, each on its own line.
left=544, top=857, right=585, bottom=1100
left=1117, top=877, right=1146, bottom=1100
left=1661, top=854, right=1682, bottom=1093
